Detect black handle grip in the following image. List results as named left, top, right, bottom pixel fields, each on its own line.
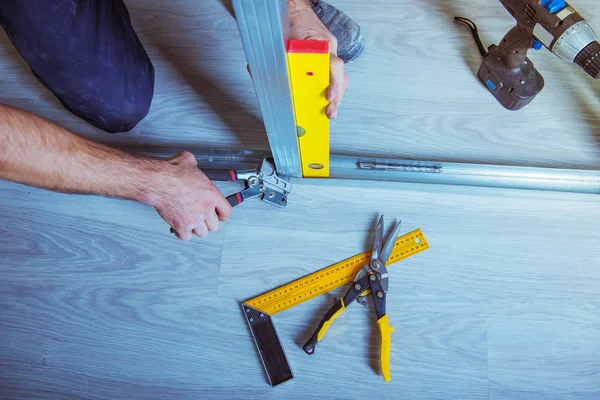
left=303, top=298, right=345, bottom=355
left=226, top=193, right=243, bottom=207
left=202, top=169, right=237, bottom=181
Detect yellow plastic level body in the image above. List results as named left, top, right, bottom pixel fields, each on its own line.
left=286, top=40, right=330, bottom=178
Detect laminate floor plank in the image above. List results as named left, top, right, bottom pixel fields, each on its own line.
left=0, top=181, right=234, bottom=400
left=124, top=0, right=269, bottom=151
left=0, top=0, right=598, bottom=167
left=217, top=179, right=600, bottom=399
left=0, top=31, right=142, bottom=147
left=3, top=178, right=600, bottom=398
left=487, top=317, right=600, bottom=400
left=1, top=0, right=600, bottom=398
left=319, top=0, right=600, bottom=167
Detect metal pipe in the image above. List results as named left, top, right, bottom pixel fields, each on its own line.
left=125, top=146, right=600, bottom=194
left=331, top=155, right=600, bottom=194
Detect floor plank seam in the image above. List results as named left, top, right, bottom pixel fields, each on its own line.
left=485, top=317, right=491, bottom=400
left=214, top=220, right=230, bottom=299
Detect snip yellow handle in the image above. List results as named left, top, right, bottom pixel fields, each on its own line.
left=303, top=299, right=346, bottom=354
left=377, top=314, right=395, bottom=382
left=317, top=301, right=346, bottom=341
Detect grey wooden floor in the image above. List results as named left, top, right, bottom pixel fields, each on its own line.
left=2, top=179, right=600, bottom=399
left=2, top=0, right=600, bottom=399
left=0, top=0, right=598, bottom=167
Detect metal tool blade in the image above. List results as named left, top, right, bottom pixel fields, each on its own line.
left=370, top=215, right=384, bottom=265
left=380, top=219, right=403, bottom=267
left=356, top=296, right=368, bottom=307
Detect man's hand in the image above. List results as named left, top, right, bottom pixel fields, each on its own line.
left=0, top=104, right=231, bottom=241
left=288, top=0, right=348, bottom=119
left=149, top=151, right=232, bottom=241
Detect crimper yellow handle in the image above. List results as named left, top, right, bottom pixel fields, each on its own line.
left=377, top=314, right=395, bottom=382
left=303, top=298, right=346, bottom=354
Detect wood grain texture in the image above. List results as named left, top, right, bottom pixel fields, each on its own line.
left=335, top=0, right=600, bottom=168
left=0, top=0, right=598, bottom=167
left=487, top=317, right=600, bottom=400
left=1, top=0, right=600, bottom=398
left=0, top=31, right=141, bottom=147
left=2, top=178, right=600, bottom=398
left=218, top=179, right=600, bottom=398
left=124, top=0, right=270, bottom=151
left=0, top=35, right=43, bottom=102
left=0, top=181, right=235, bottom=400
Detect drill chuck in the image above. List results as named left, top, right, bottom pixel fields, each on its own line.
left=551, top=19, right=599, bottom=78
left=574, top=40, right=600, bottom=78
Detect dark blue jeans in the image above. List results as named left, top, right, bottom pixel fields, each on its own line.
left=0, top=0, right=154, bottom=133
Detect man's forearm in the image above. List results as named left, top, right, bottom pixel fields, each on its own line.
left=0, top=104, right=164, bottom=204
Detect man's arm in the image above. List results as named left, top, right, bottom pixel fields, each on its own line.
left=288, top=0, right=348, bottom=119
left=0, top=104, right=232, bottom=240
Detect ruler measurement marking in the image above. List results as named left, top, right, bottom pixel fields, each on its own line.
left=247, top=230, right=428, bottom=314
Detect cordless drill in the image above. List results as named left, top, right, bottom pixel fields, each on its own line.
left=457, top=0, right=600, bottom=110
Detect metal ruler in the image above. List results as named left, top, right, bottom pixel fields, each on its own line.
left=242, top=228, right=429, bottom=386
